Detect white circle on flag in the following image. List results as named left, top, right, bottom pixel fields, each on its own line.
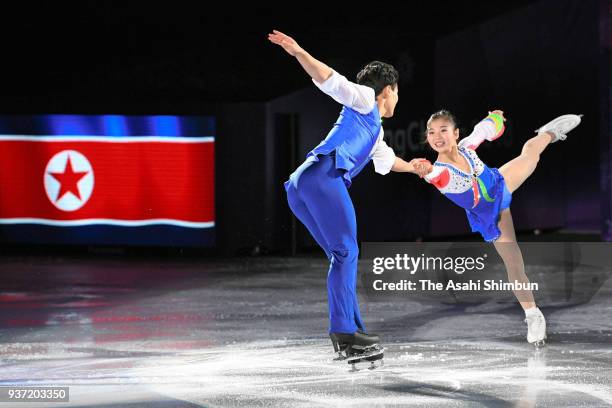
left=44, top=150, right=95, bottom=212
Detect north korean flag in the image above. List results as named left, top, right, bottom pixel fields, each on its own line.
left=0, top=135, right=214, bottom=246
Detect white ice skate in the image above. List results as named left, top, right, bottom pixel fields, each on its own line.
left=525, top=308, right=547, bottom=347
left=535, top=114, right=582, bottom=143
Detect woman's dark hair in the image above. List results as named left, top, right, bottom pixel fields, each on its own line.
left=356, top=61, right=399, bottom=96
left=427, top=109, right=458, bottom=128
left=422, top=109, right=460, bottom=147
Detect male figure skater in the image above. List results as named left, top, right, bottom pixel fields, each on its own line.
left=268, top=30, right=429, bottom=362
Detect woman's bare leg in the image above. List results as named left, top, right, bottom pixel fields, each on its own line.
left=498, top=132, right=554, bottom=193
left=493, top=209, right=536, bottom=310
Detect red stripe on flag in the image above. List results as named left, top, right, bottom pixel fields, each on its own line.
left=0, top=138, right=214, bottom=223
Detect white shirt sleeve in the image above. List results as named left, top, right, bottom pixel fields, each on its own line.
left=312, top=70, right=376, bottom=114
left=372, top=138, right=396, bottom=175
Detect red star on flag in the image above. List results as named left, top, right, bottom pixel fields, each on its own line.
left=48, top=155, right=89, bottom=202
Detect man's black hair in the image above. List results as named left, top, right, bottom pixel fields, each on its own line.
left=356, top=61, right=399, bottom=96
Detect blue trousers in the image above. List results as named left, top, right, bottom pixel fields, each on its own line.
left=284, top=154, right=365, bottom=334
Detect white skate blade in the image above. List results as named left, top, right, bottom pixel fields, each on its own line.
left=527, top=332, right=547, bottom=343
left=534, top=114, right=583, bottom=142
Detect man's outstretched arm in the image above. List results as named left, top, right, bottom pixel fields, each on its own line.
left=392, top=157, right=432, bottom=177
left=268, top=30, right=332, bottom=83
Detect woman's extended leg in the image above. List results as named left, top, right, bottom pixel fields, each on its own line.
left=499, top=113, right=582, bottom=193
left=498, top=132, right=554, bottom=193
left=494, top=209, right=547, bottom=344
left=493, top=209, right=535, bottom=310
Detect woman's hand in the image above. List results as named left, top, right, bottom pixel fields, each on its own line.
left=410, top=158, right=433, bottom=178
left=488, top=109, right=506, bottom=122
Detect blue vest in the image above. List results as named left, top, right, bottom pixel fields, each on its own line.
left=307, top=105, right=381, bottom=187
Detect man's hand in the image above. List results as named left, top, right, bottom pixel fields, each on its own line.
left=267, top=29, right=332, bottom=84
left=268, top=30, right=303, bottom=57
left=410, top=158, right=433, bottom=178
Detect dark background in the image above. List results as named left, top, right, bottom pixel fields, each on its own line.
left=0, top=0, right=609, bottom=254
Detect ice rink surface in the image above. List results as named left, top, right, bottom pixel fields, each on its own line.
left=0, top=255, right=610, bottom=407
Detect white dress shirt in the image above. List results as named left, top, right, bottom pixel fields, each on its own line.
left=312, top=70, right=396, bottom=175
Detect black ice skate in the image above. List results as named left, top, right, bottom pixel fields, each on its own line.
left=330, top=331, right=384, bottom=370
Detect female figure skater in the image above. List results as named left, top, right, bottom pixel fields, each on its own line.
left=268, top=29, right=430, bottom=362
left=420, top=109, right=582, bottom=346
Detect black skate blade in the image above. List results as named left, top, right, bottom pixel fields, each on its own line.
left=346, top=347, right=384, bottom=365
